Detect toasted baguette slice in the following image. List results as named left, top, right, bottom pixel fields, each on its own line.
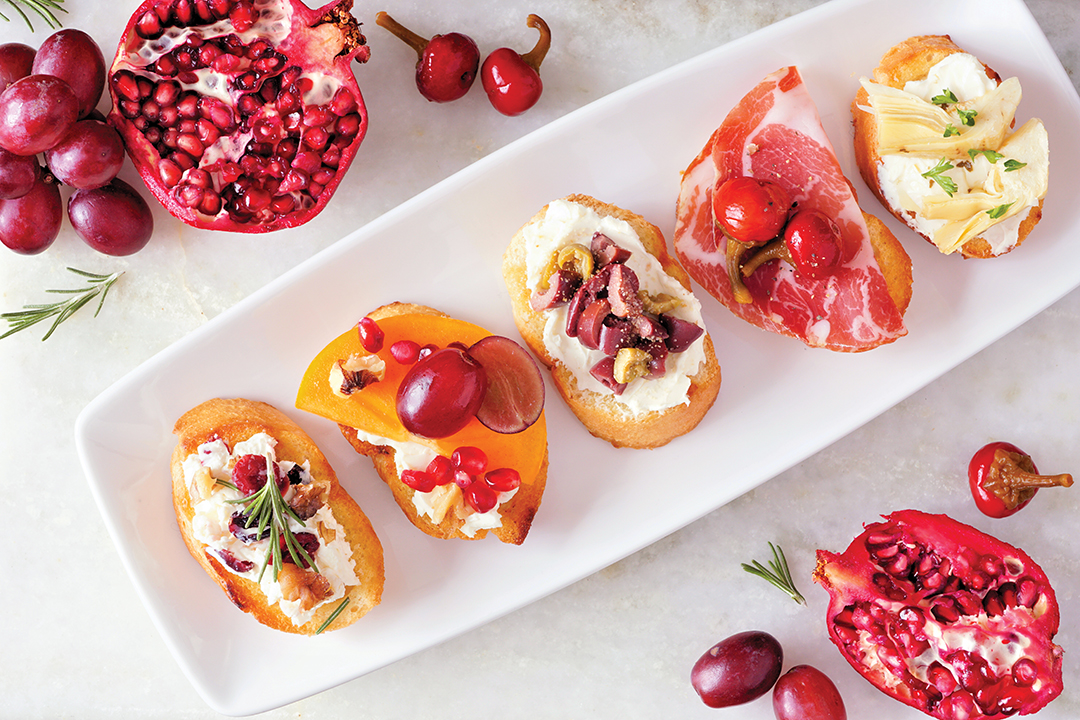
left=853, top=35, right=1046, bottom=259
left=346, top=303, right=546, bottom=545
left=172, top=397, right=384, bottom=634
left=504, top=194, right=721, bottom=449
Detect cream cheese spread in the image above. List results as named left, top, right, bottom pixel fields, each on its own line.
left=861, top=53, right=1049, bottom=255
left=349, top=428, right=516, bottom=538
left=181, top=432, right=358, bottom=626
left=522, top=199, right=707, bottom=416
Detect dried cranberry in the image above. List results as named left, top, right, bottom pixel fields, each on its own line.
left=214, top=548, right=254, bottom=574
left=231, top=453, right=285, bottom=495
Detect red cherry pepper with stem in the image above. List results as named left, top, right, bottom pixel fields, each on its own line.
left=376, top=12, right=480, bottom=103
left=480, top=15, right=551, bottom=116
left=969, top=441, right=1073, bottom=518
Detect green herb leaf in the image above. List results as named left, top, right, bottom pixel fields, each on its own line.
left=987, top=202, right=1015, bottom=219
left=967, top=148, right=1004, bottom=164
left=931, top=88, right=959, bottom=105
left=227, top=451, right=315, bottom=582
left=921, top=158, right=958, bottom=197
left=741, top=542, right=806, bottom=605
left=1, top=268, right=123, bottom=341
left=943, top=124, right=960, bottom=138
left=957, top=108, right=978, bottom=126
left=0, top=0, right=66, bottom=31
left=1004, top=159, right=1028, bottom=172
left=315, top=598, right=350, bottom=634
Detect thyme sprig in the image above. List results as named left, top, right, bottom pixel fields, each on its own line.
left=0, top=0, right=66, bottom=31
left=1, top=268, right=122, bottom=341
left=922, top=157, right=958, bottom=197
left=742, top=542, right=806, bottom=605
left=226, top=451, right=316, bottom=582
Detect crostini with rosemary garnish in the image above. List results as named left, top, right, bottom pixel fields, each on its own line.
left=171, top=397, right=384, bottom=634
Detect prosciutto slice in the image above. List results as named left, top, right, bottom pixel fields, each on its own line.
left=673, top=66, right=906, bottom=352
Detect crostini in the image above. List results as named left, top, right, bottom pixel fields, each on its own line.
left=504, top=194, right=721, bottom=449
left=171, top=397, right=384, bottom=634
left=853, top=35, right=1049, bottom=258
left=673, top=65, right=912, bottom=352
left=296, top=303, right=548, bottom=545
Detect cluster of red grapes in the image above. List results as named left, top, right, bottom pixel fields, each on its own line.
left=0, top=30, right=154, bottom=257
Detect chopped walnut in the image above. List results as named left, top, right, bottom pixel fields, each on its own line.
left=278, top=564, right=333, bottom=612
left=426, top=483, right=463, bottom=525
left=288, top=478, right=330, bottom=520
left=329, top=353, right=386, bottom=397
left=190, top=466, right=216, bottom=501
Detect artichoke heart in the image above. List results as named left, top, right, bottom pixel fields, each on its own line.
left=922, top=118, right=1049, bottom=254
left=863, top=77, right=1021, bottom=158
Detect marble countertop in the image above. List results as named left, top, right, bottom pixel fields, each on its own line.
left=3, top=0, right=1080, bottom=717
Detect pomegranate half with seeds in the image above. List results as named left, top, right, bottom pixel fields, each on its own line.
left=814, top=510, right=1063, bottom=720
left=107, top=0, right=370, bottom=232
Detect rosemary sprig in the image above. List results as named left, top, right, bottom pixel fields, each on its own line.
left=0, top=0, right=66, bottom=31
left=742, top=542, right=806, bottom=605
left=1, top=267, right=123, bottom=341
left=227, top=451, right=316, bottom=582
left=315, top=598, right=350, bottom=634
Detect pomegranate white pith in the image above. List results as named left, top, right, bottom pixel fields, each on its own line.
left=108, top=0, right=370, bottom=232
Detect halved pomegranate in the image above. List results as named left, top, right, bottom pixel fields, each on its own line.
left=107, top=0, right=370, bottom=232
left=814, top=510, right=1063, bottom=719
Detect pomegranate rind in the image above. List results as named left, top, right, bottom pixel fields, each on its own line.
left=107, top=0, right=370, bottom=233
left=814, top=510, right=1063, bottom=720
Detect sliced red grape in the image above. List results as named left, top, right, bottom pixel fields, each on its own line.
left=467, top=335, right=545, bottom=434
left=45, top=119, right=125, bottom=190
left=68, top=178, right=154, bottom=256
left=0, top=174, right=61, bottom=254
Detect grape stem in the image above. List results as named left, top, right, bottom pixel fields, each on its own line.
left=742, top=542, right=807, bottom=605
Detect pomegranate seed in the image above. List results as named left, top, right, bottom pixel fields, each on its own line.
left=401, top=469, right=436, bottom=492
left=236, top=71, right=259, bottom=91
left=979, top=554, right=1004, bottom=578
left=176, top=184, right=203, bottom=208
left=276, top=137, right=299, bottom=161
left=254, top=55, right=284, bottom=74
left=465, top=481, right=498, bottom=514
left=927, top=662, right=959, bottom=694
left=172, top=152, right=195, bottom=171
left=276, top=88, right=301, bottom=115
left=291, top=151, right=321, bottom=175
left=295, top=77, right=314, bottom=94
left=113, top=72, right=141, bottom=102
left=357, top=317, right=384, bottom=352
left=1012, top=658, right=1038, bottom=687
left=212, top=53, right=241, bottom=73
left=247, top=39, right=272, bottom=58
left=177, top=93, right=199, bottom=119
left=199, top=192, right=222, bottom=215
left=303, top=105, right=333, bottom=127
left=312, top=167, right=335, bottom=186
left=931, top=597, right=961, bottom=624
left=136, top=11, right=163, bottom=39
left=390, top=340, right=421, bottom=364
left=452, top=446, right=487, bottom=475
left=155, top=55, right=178, bottom=77
left=265, top=158, right=287, bottom=179
left=240, top=187, right=271, bottom=212
left=330, top=87, right=357, bottom=115
left=453, top=469, right=474, bottom=488
left=144, top=126, right=162, bottom=145
left=173, top=0, right=194, bottom=24
left=176, top=133, right=204, bottom=157
left=302, top=127, right=329, bottom=150
left=230, top=3, right=256, bottom=32
left=308, top=181, right=324, bottom=198
left=198, top=44, right=222, bottom=66
left=1017, top=577, right=1041, bottom=608
left=336, top=113, right=361, bottom=138
left=278, top=169, right=308, bottom=193
left=322, top=145, right=342, bottom=168
left=983, top=590, right=1005, bottom=616
left=136, top=77, right=154, bottom=99
left=174, top=46, right=198, bottom=71
left=195, top=118, right=220, bottom=144
left=283, top=111, right=303, bottom=132
left=237, top=94, right=261, bottom=116
left=269, top=195, right=294, bottom=214
left=185, top=169, right=212, bottom=189
left=485, top=467, right=521, bottom=492
left=159, top=159, right=182, bottom=187
left=426, top=455, right=453, bottom=485
left=159, top=105, right=179, bottom=127
left=194, top=0, right=214, bottom=23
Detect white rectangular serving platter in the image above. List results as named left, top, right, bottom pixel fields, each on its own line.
left=75, top=0, right=1080, bottom=714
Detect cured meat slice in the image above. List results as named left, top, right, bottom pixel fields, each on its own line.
left=673, top=66, right=908, bottom=352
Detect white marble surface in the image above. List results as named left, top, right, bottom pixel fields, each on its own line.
left=3, top=0, right=1080, bottom=717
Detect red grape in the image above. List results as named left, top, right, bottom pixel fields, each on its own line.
left=0, top=147, right=39, bottom=199
left=0, top=43, right=35, bottom=90
left=691, top=630, right=783, bottom=708
left=467, top=335, right=545, bottom=434
left=0, top=174, right=61, bottom=254
left=396, top=347, right=486, bottom=438
left=67, top=178, right=154, bottom=256
left=45, top=119, right=125, bottom=189
left=772, top=665, right=846, bottom=720
left=31, top=29, right=105, bottom=118
left=0, top=74, right=79, bottom=156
